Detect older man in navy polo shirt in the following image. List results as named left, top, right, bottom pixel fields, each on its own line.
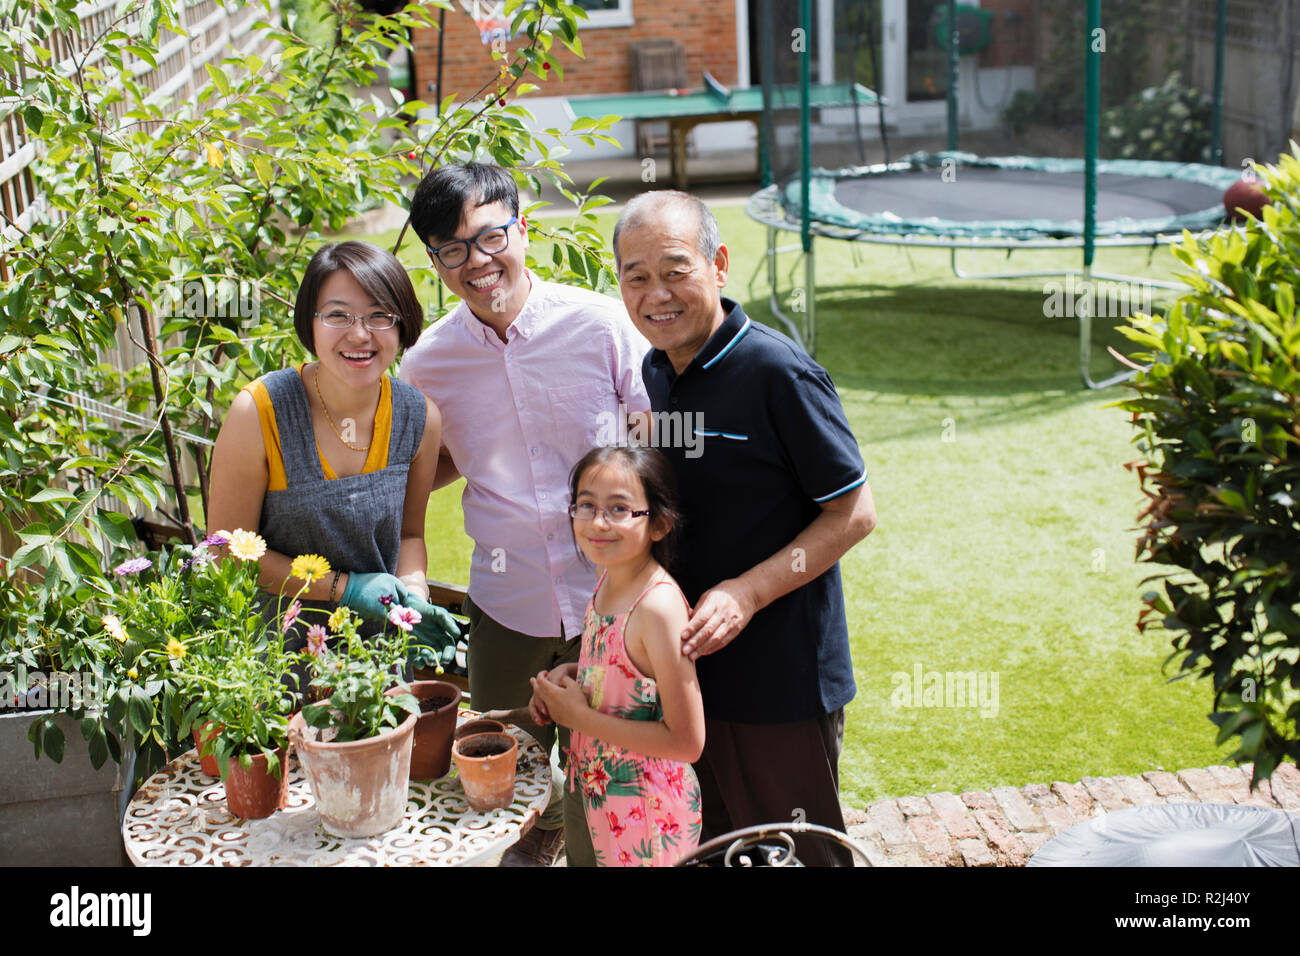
left=612, top=190, right=877, bottom=866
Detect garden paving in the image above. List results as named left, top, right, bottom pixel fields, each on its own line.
left=845, top=762, right=1300, bottom=867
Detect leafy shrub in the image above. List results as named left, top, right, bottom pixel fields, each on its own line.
left=1116, top=149, right=1300, bottom=785
left=0, top=0, right=616, bottom=772
left=999, top=0, right=1169, bottom=134
left=1102, top=72, right=1210, bottom=163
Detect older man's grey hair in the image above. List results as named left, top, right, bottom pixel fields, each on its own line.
left=613, top=191, right=721, bottom=269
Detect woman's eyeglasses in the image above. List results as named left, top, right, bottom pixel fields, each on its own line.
left=315, top=311, right=400, bottom=330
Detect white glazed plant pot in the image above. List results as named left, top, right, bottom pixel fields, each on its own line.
left=288, top=710, right=416, bottom=839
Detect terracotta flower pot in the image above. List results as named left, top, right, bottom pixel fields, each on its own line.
left=193, top=720, right=223, bottom=777
left=452, top=732, right=518, bottom=812
left=408, top=681, right=462, bottom=781
left=454, top=718, right=505, bottom=741
left=223, top=747, right=289, bottom=819
left=288, top=710, right=416, bottom=838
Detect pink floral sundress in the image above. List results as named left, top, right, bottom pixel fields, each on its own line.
left=568, top=571, right=702, bottom=867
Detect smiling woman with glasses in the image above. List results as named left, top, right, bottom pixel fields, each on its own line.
left=206, top=240, right=461, bottom=676
left=315, top=309, right=402, bottom=330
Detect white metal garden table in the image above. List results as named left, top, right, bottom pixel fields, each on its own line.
left=121, top=710, right=551, bottom=866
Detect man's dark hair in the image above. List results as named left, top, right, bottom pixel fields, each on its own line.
left=409, top=163, right=520, bottom=247
left=293, top=241, right=424, bottom=353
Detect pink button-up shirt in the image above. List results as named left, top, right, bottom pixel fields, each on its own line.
left=399, top=274, right=651, bottom=638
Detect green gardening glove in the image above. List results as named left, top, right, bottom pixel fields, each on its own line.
left=339, top=572, right=411, bottom=623
left=404, top=595, right=461, bottom=670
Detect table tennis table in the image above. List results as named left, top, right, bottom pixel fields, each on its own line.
left=565, top=78, right=879, bottom=190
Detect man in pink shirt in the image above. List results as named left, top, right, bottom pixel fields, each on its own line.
left=400, top=163, right=650, bottom=866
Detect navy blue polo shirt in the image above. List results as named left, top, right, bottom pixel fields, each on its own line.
left=642, top=299, right=866, bottom=724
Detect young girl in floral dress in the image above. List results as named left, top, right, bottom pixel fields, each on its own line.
left=529, top=445, right=704, bottom=867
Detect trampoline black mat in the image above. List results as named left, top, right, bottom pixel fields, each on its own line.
left=785, top=153, right=1243, bottom=240
left=833, top=168, right=1224, bottom=227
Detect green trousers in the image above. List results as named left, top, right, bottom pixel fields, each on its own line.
left=463, top=594, right=595, bottom=867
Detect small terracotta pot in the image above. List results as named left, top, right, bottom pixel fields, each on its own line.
left=193, top=720, right=223, bottom=777
left=452, top=732, right=518, bottom=812
left=223, top=747, right=289, bottom=819
left=408, top=680, right=462, bottom=781
left=454, top=718, right=506, bottom=741
left=289, top=710, right=417, bottom=838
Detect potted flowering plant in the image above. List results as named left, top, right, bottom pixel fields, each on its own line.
left=101, top=529, right=323, bottom=818
left=181, top=628, right=298, bottom=818
left=88, top=533, right=252, bottom=773
left=289, top=603, right=422, bottom=837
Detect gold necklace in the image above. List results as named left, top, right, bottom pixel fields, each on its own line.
left=312, top=364, right=373, bottom=453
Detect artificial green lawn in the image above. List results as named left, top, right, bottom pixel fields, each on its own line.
left=361, top=204, right=1231, bottom=807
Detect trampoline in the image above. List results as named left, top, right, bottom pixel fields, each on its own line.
left=749, top=0, right=1244, bottom=388
left=756, top=153, right=1239, bottom=246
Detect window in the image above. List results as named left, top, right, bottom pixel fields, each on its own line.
left=574, top=0, right=634, bottom=29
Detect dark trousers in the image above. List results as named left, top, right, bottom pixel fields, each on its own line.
left=694, top=708, right=852, bottom=867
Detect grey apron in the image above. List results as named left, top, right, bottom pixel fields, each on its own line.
left=256, top=367, right=426, bottom=651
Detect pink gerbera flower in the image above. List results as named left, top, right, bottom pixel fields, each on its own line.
left=387, top=604, right=421, bottom=632
left=305, top=624, right=328, bottom=658
left=281, top=600, right=302, bottom=633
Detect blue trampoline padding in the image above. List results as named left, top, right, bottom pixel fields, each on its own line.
left=783, top=152, right=1243, bottom=241
left=1028, top=803, right=1300, bottom=867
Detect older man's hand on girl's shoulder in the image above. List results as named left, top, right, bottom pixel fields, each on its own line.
left=680, top=577, right=759, bottom=661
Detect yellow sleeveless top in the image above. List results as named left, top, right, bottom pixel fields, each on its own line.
left=245, top=364, right=394, bottom=491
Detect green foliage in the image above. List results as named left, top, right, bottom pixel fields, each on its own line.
left=1001, top=0, right=1174, bottom=133
left=1115, top=149, right=1300, bottom=786
left=88, top=531, right=305, bottom=774
left=1102, top=72, right=1210, bottom=163
left=0, top=0, right=617, bottom=767
left=191, top=623, right=298, bottom=783
left=299, top=606, right=417, bottom=743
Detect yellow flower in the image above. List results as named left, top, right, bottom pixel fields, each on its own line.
left=227, top=529, right=267, bottom=562
left=205, top=141, right=224, bottom=167
left=327, top=605, right=351, bottom=634
left=102, top=614, right=127, bottom=643
left=166, top=637, right=186, bottom=660
left=127, top=667, right=139, bottom=680
left=290, top=553, right=331, bottom=585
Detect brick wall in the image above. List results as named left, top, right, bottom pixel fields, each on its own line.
left=412, top=1, right=739, bottom=101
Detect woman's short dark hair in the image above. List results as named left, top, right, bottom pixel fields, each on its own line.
left=568, top=445, right=683, bottom=571
left=293, top=241, right=424, bottom=354
left=409, top=163, right=520, bottom=247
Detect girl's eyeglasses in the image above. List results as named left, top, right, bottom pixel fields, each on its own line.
left=569, top=503, right=650, bottom=524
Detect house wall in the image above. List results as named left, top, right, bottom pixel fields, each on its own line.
left=411, top=3, right=740, bottom=102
